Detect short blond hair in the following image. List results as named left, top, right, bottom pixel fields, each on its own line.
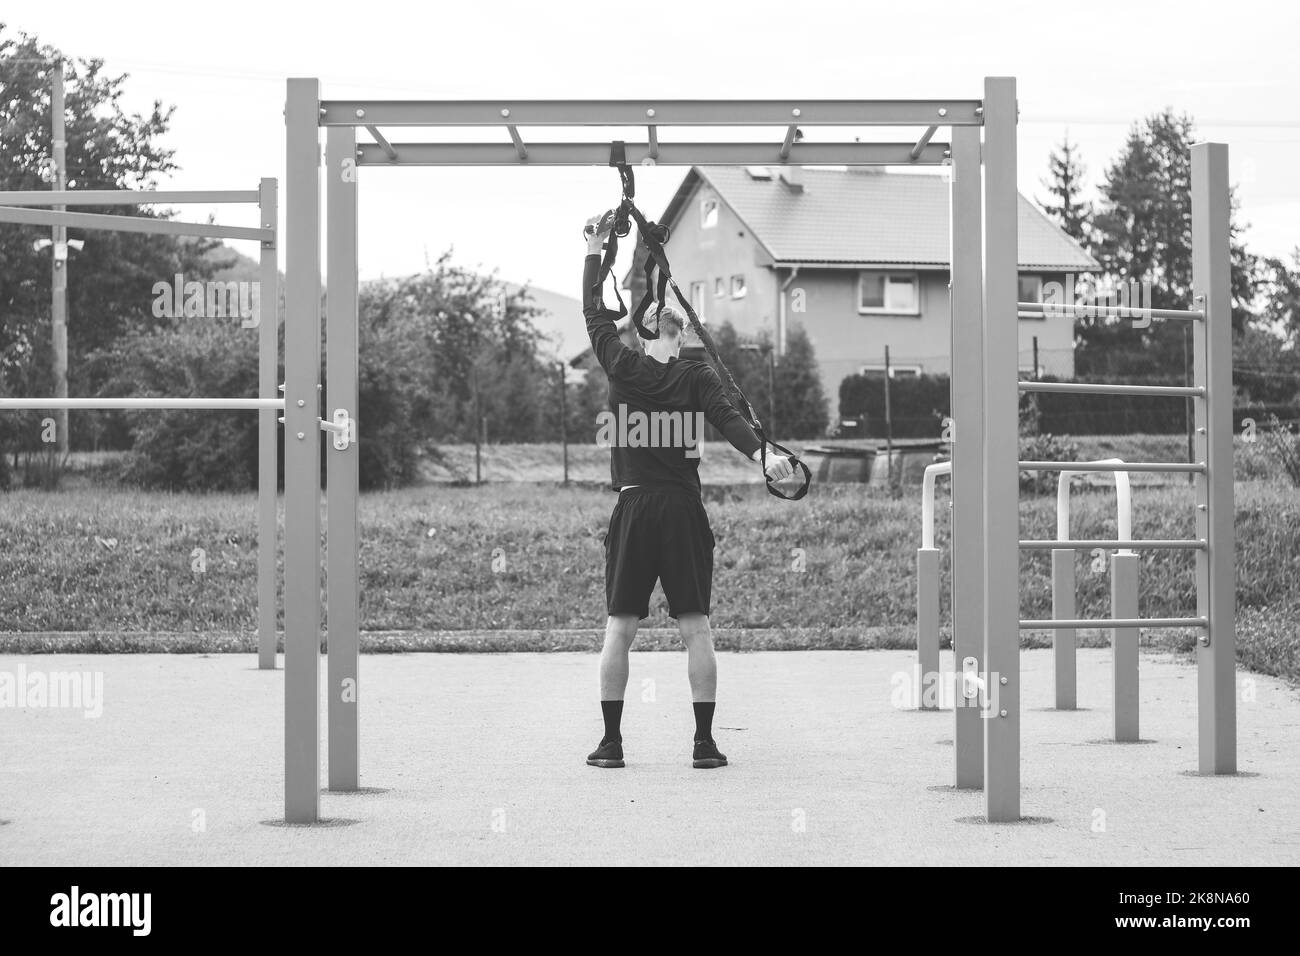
left=646, top=304, right=686, bottom=340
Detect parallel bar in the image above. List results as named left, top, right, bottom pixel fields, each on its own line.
left=283, top=77, right=322, bottom=824
left=1020, top=617, right=1207, bottom=630
left=327, top=125, right=361, bottom=792
left=1018, top=381, right=1204, bottom=398
left=981, top=76, right=1020, bottom=822
left=355, top=141, right=952, bottom=167
left=779, top=125, right=798, bottom=160
left=0, top=397, right=283, bottom=410
left=1020, top=460, right=1205, bottom=473
left=949, top=124, right=984, bottom=790
left=322, top=99, right=986, bottom=127
left=506, top=125, right=528, bottom=161
left=1017, top=302, right=1204, bottom=321
left=364, top=125, right=397, bottom=161
left=257, top=178, right=279, bottom=672
left=910, top=124, right=938, bottom=160
left=1111, top=553, right=1140, bottom=742
left=1051, top=550, right=1076, bottom=709
left=0, top=189, right=261, bottom=205
left=0, top=205, right=272, bottom=242
left=1020, top=539, right=1206, bottom=550
left=1192, top=141, right=1236, bottom=773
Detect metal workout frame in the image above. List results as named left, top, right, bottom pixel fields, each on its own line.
left=283, top=76, right=1234, bottom=825
left=0, top=185, right=283, bottom=671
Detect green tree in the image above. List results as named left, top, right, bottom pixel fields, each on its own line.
left=1039, top=133, right=1091, bottom=244
left=0, top=26, right=220, bottom=469
left=1079, top=109, right=1256, bottom=379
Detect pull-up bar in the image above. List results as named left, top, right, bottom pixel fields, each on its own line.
left=0, top=205, right=273, bottom=243
left=0, top=189, right=262, bottom=205
left=354, top=141, right=952, bottom=167
left=0, top=397, right=285, bottom=410
left=323, top=99, right=984, bottom=128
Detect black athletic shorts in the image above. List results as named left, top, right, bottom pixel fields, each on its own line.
left=604, top=485, right=715, bottom=620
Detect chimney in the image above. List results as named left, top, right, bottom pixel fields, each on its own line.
left=778, top=166, right=804, bottom=193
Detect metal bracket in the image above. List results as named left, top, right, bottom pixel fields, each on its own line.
left=961, top=656, right=985, bottom=700
left=319, top=408, right=356, bottom=450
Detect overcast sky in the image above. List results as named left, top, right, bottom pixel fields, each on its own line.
left=11, top=0, right=1299, bottom=298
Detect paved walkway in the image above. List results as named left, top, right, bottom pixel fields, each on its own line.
left=2, top=649, right=1297, bottom=865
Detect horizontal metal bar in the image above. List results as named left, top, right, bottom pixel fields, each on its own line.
left=0, top=189, right=262, bottom=206
left=364, top=126, right=398, bottom=161
left=910, top=124, right=938, bottom=160
left=1017, top=302, right=1204, bottom=321
left=1019, top=617, right=1208, bottom=630
left=0, top=206, right=273, bottom=242
left=323, top=99, right=984, bottom=128
left=1020, top=461, right=1206, bottom=474
left=1019, top=539, right=1206, bottom=550
left=0, top=398, right=285, bottom=410
left=1018, top=381, right=1205, bottom=398
left=356, top=141, right=952, bottom=167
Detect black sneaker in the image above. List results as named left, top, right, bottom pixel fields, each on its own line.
left=692, top=738, right=728, bottom=769
left=587, top=738, right=625, bottom=768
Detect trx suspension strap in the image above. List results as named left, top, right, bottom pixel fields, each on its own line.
left=590, top=143, right=813, bottom=502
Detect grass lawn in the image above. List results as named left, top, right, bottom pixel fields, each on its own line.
left=1, top=436, right=1296, bottom=681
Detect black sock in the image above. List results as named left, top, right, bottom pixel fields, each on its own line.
left=600, top=700, right=624, bottom=744
left=693, top=701, right=716, bottom=743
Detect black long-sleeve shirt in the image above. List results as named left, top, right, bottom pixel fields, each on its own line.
left=583, top=253, right=762, bottom=495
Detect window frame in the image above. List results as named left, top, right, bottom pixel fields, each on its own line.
left=857, top=270, right=921, bottom=316
left=730, top=274, right=747, bottom=299
left=700, top=197, right=720, bottom=229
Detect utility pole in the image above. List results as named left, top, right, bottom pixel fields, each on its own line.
left=51, top=59, right=69, bottom=462
left=765, top=346, right=776, bottom=440
left=884, top=345, right=895, bottom=491
left=558, top=362, right=569, bottom=485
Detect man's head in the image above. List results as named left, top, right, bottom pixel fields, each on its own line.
left=642, top=304, right=686, bottom=342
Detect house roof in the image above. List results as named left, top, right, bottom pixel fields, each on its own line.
left=655, top=166, right=1099, bottom=271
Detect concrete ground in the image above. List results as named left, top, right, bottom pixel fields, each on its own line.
left=2, top=648, right=1298, bottom=866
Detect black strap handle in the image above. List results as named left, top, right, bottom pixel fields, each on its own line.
left=758, top=429, right=813, bottom=501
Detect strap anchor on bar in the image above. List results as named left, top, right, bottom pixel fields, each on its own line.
left=319, top=408, right=356, bottom=450
left=507, top=125, right=528, bottom=161
left=910, top=124, right=938, bottom=161
left=365, top=125, right=398, bottom=162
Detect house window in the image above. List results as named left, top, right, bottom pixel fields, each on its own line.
left=1019, top=275, right=1044, bottom=304
left=858, top=271, right=920, bottom=315
left=690, top=281, right=706, bottom=314
left=714, top=277, right=726, bottom=297
left=731, top=275, right=747, bottom=299
left=701, top=198, right=719, bottom=229
left=860, top=364, right=922, bottom=379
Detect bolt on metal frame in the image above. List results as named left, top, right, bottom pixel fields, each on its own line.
left=284, top=76, right=1235, bottom=827
left=0, top=185, right=282, bottom=671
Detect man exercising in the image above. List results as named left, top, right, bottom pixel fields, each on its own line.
left=581, top=213, right=793, bottom=770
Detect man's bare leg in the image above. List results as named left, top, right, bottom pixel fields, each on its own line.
left=677, top=612, right=727, bottom=768
left=588, top=614, right=638, bottom=768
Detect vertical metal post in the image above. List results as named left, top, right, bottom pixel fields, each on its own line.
left=948, top=124, right=984, bottom=789
left=1191, top=142, right=1236, bottom=774
left=981, top=76, right=1020, bottom=822
left=1107, top=554, right=1138, bottom=738
left=284, top=77, right=322, bottom=824
left=1051, top=549, right=1076, bottom=709
left=51, top=61, right=69, bottom=463
left=327, top=125, right=361, bottom=792
left=916, top=547, right=941, bottom=709
left=1110, top=552, right=1140, bottom=741
left=258, top=178, right=279, bottom=670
